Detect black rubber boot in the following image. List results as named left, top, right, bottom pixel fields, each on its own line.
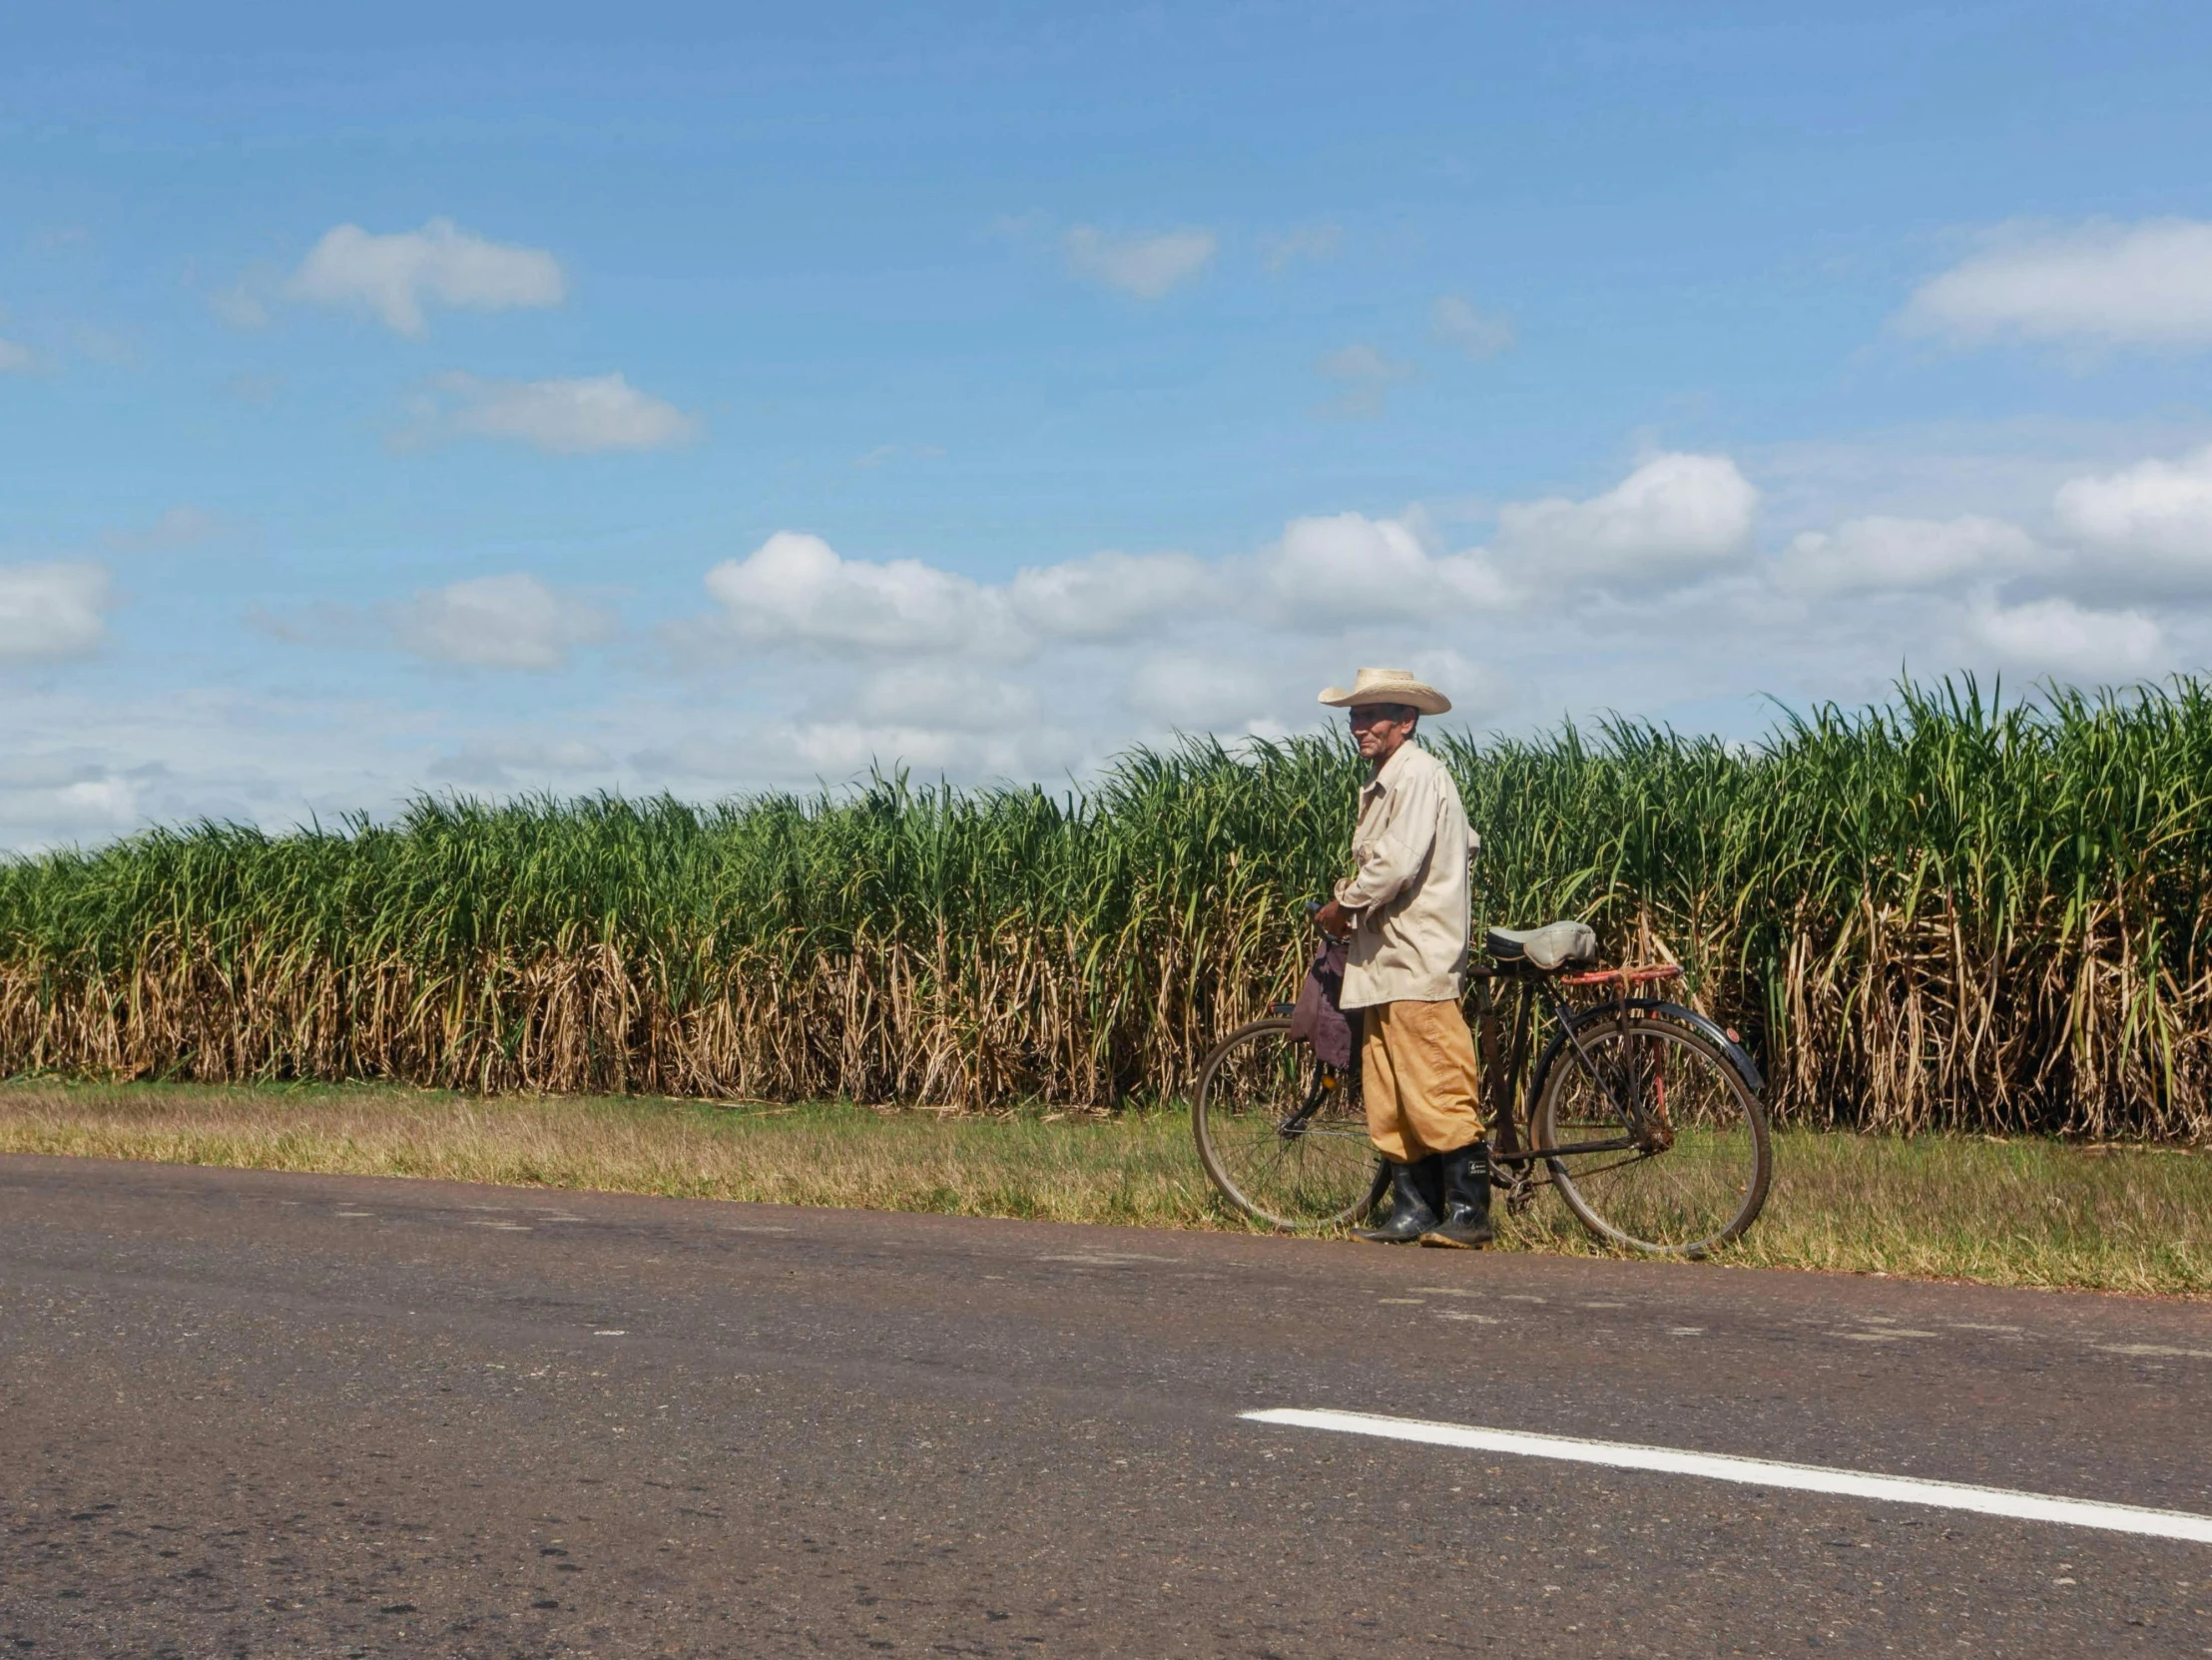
left=1411, top=1151, right=1445, bottom=1218
left=1420, top=1140, right=1494, bottom=1248
left=1355, top=1159, right=1439, bottom=1244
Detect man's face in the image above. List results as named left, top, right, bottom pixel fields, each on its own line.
left=1349, top=705, right=1417, bottom=761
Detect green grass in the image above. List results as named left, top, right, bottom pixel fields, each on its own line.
left=4, top=1080, right=2205, bottom=1298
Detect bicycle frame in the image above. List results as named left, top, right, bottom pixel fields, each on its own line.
left=1267, top=947, right=1757, bottom=1175
left=1468, top=959, right=1701, bottom=1172
left=1204, top=918, right=1774, bottom=1242
left=1276, top=1068, right=1348, bottom=1138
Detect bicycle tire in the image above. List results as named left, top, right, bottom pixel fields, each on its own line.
left=1530, top=1008, right=1771, bottom=1257
left=1193, top=1016, right=1386, bottom=1231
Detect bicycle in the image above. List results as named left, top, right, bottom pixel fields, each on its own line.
left=1191, top=913, right=1773, bottom=1257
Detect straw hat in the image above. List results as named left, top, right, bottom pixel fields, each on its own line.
left=1317, top=666, right=1451, bottom=716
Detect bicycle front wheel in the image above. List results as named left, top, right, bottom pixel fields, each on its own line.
left=1532, top=1011, right=1771, bottom=1257
left=1193, top=1017, right=1383, bottom=1231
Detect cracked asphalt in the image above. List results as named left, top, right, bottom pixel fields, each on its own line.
left=2, top=1154, right=2209, bottom=1657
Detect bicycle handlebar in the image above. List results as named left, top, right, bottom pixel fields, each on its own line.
left=1305, top=897, right=1350, bottom=945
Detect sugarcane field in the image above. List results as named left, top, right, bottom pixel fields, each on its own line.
left=7, top=5, right=2212, bottom=1655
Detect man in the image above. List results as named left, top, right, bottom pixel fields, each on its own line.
left=1312, top=667, right=1491, bottom=1248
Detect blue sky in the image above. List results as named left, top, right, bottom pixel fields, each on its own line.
left=5, top=1, right=2212, bottom=845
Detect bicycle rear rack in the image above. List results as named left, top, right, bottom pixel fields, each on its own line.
left=1466, top=957, right=1685, bottom=1162
left=1557, top=962, right=1684, bottom=990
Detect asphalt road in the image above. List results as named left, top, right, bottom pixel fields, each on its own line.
left=3, top=1157, right=2209, bottom=1658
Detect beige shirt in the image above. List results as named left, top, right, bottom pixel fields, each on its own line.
left=1333, top=742, right=1476, bottom=1008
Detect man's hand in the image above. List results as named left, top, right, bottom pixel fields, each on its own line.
left=1314, top=899, right=1355, bottom=939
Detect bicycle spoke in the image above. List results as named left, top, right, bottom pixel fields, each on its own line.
left=1535, top=1013, right=1771, bottom=1256
left=1545, top=1150, right=1657, bottom=1182
left=1194, top=1019, right=1380, bottom=1231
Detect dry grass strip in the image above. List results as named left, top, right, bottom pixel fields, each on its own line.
left=3, top=1080, right=2205, bottom=1298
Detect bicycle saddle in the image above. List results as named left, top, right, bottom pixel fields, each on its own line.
left=1484, top=920, right=1598, bottom=970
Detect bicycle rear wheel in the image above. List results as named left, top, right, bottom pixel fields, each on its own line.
left=1193, top=1017, right=1383, bottom=1231
left=1532, top=1010, right=1771, bottom=1257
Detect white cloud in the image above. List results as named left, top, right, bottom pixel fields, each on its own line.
left=1261, top=224, right=1344, bottom=272
left=0, top=771, right=142, bottom=838
left=209, top=280, right=271, bottom=330
left=430, top=738, right=612, bottom=786
left=390, top=574, right=617, bottom=670
left=1901, top=219, right=2212, bottom=348
left=225, top=370, right=285, bottom=405
left=1126, top=652, right=1275, bottom=728
left=51, top=776, right=140, bottom=824
left=704, top=531, right=1015, bottom=657
left=1969, top=597, right=2163, bottom=677
left=1247, top=458, right=1756, bottom=625
left=700, top=536, right=1206, bottom=660
left=406, top=372, right=697, bottom=454
left=1317, top=343, right=1407, bottom=382
left=30, top=416, right=2212, bottom=851
left=2055, top=443, right=2212, bottom=584
left=1317, top=343, right=1413, bottom=416
left=1061, top=226, right=1217, bottom=299
left=105, top=505, right=226, bottom=554
left=676, top=458, right=1760, bottom=743
left=1431, top=294, right=1516, bottom=361
left=1779, top=514, right=2041, bottom=594
left=287, top=218, right=565, bottom=336
left=0, top=337, right=32, bottom=373
left=854, top=665, right=1039, bottom=731
left=699, top=513, right=1512, bottom=660
left=1008, top=549, right=1208, bottom=640
left=1493, top=453, right=1759, bottom=585
left=0, top=563, right=110, bottom=661
left=1262, top=513, right=1431, bottom=617
left=780, top=720, right=1073, bottom=781
left=1402, top=648, right=1506, bottom=723
left=1256, top=512, right=1509, bottom=625
left=69, top=322, right=134, bottom=368
left=852, top=442, right=945, bottom=469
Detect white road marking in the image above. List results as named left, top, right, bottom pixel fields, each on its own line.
left=1241, top=1408, right=2212, bottom=1544
left=2096, top=1344, right=2212, bottom=1362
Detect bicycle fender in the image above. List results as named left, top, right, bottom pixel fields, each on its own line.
left=1564, top=997, right=1765, bottom=1093
left=1640, top=999, right=1764, bottom=1093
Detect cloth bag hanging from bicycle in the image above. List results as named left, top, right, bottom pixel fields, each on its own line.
left=1288, top=938, right=1363, bottom=1077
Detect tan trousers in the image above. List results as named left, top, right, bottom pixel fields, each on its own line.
left=1361, top=997, right=1484, bottom=1163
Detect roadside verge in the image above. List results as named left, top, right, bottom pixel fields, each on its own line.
left=2, top=1078, right=2205, bottom=1298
